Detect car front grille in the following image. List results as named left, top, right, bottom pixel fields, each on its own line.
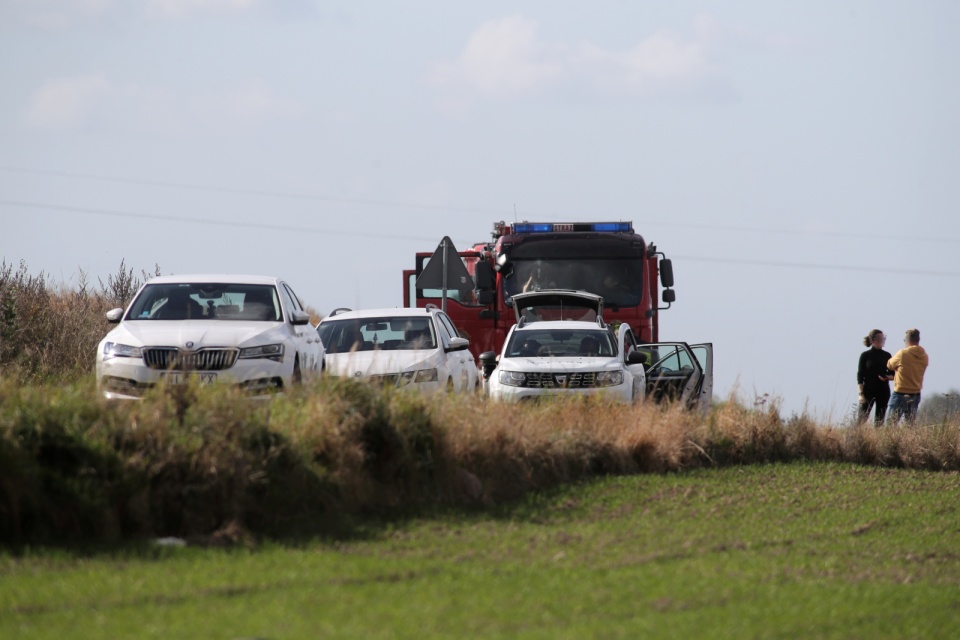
left=521, top=371, right=600, bottom=389
left=142, top=347, right=239, bottom=371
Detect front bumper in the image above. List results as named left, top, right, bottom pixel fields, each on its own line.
left=97, top=357, right=290, bottom=399
left=488, top=378, right=633, bottom=403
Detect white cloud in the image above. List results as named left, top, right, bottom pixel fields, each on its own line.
left=1, top=0, right=117, bottom=30
left=143, top=0, right=262, bottom=19
left=574, top=30, right=713, bottom=97
left=429, top=14, right=793, bottom=108
left=430, top=16, right=564, bottom=99
left=1, top=0, right=311, bottom=27
left=21, top=74, right=304, bottom=135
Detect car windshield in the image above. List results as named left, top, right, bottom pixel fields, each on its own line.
left=505, top=329, right=616, bottom=358
left=319, top=316, right=437, bottom=353
left=126, top=283, right=282, bottom=321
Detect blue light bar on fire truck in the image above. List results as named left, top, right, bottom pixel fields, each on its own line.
left=512, top=222, right=633, bottom=234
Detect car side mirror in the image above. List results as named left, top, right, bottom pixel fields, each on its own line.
left=479, top=351, right=498, bottom=379
left=446, top=337, right=470, bottom=352
left=290, top=310, right=311, bottom=326
left=106, top=308, right=124, bottom=323
left=627, top=350, right=647, bottom=365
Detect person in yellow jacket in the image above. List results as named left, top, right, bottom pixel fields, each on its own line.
left=886, top=328, right=929, bottom=425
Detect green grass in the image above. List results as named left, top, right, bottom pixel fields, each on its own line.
left=3, top=462, right=959, bottom=639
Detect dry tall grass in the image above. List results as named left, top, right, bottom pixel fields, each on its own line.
left=0, top=260, right=159, bottom=384
left=3, top=378, right=959, bottom=545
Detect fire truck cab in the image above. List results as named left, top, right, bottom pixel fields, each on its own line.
left=403, top=221, right=675, bottom=352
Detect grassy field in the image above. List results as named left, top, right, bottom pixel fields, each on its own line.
left=3, top=462, right=959, bottom=639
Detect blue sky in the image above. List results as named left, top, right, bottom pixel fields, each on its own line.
left=2, top=0, right=958, bottom=418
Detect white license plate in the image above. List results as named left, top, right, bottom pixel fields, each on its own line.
left=159, top=372, right=218, bottom=384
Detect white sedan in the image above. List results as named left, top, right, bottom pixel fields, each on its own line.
left=316, top=306, right=478, bottom=393
left=96, top=274, right=324, bottom=399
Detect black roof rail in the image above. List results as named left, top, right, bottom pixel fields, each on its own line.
left=329, top=307, right=352, bottom=317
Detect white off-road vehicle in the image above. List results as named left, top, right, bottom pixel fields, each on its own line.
left=480, top=290, right=712, bottom=408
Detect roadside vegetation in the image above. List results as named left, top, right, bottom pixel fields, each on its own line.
left=1, top=260, right=960, bottom=548
left=2, top=377, right=960, bottom=546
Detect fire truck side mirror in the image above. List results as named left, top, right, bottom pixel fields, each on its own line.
left=659, top=258, right=675, bottom=288
left=662, top=289, right=676, bottom=304
left=474, top=260, right=495, bottom=290
left=476, top=290, right=495, bottom=305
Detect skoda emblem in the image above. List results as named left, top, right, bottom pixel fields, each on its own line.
left=185, top=341, right=194, bottom=349
left=354, top=371, right=362, bottom=378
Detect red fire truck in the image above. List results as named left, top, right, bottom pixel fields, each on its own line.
left=403, top=220, right=677, bottom=359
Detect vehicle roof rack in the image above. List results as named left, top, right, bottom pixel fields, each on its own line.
left=329, top=307, right=352, bottom=317
left=425, top=303, right=440, bottom=312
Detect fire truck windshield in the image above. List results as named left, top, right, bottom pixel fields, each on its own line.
left=504, top=258, right=643, bottom=307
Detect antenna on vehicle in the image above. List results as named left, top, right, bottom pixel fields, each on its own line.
left=513, top=203, right=517, bottom=223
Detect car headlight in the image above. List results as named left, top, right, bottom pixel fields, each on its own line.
left=596, top=371, right=624, bottom=387
left=103, top=342, right=142, bottom=360
left=238, top=344, right=285, bottom=362
left=398, top=368, right=439, bottom=386
left=498, top=370, right=526, bottom=387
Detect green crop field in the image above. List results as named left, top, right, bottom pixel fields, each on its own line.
left=3, top=462, right=959, bottom=639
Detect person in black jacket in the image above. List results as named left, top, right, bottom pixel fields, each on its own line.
left=858, top=329, right=894, bottom=425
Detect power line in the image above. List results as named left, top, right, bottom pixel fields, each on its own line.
left=0, top=166, right=507, bottom=217
left=2, top=165, right=959, bottom=245
left=0, top=199, right=441, bottom=242
left=3, top=198, right=957, bottom=278
left=671, top=254, right=960, bottom=278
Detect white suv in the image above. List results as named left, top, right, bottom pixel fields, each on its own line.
left=481, top=290, right=713, bottom=408
left=316, top=305, right=478, bottom=393
left=481, top=291, right=646, bottom=402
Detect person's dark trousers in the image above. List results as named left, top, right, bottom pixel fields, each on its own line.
left=859, top=387, right=891, bottom=426
left=887, top=391, right=921, bottom=425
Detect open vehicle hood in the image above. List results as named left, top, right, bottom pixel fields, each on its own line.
left=511, top=289, right=604, bottom=324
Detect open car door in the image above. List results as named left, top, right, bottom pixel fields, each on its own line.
left=617, top=323, right=648, bottom=402
left=690, top=343, right=713, bottom=410
left=636, top=342, right=706, bottom=409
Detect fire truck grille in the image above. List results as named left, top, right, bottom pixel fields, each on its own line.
left=522, top=371, right=599, bottom=389
left=143, top=348, right=239, bottom=371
